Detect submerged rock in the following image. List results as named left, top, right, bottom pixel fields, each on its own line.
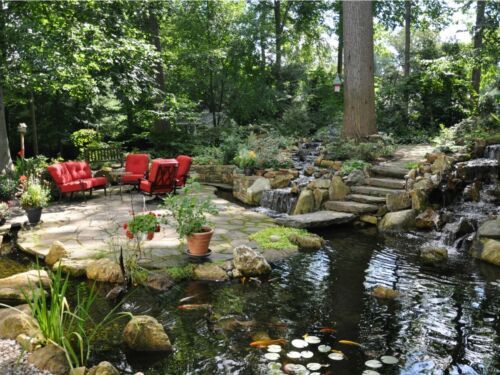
left=28, top=344, right=70, bottom=375
left=378, top=209, right=416, bottom=232
left=88, top=361, right=120, bottom=375
left=420, top=246, right=448, bottom=264
left=288, top=233, right=324, bottom=251
left=123, top=315, right=172, bottom=352
left=86, top=259, right=124, bottom=284
left=371, top=285, right=399, bottom=299
left=144, top=272, right=175, bottom=292
left=232, top=246, right=271, bottom=276
left=44, top=241, right=70, bottom=266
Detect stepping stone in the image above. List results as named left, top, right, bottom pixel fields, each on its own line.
left=351, top=185, right=405, bottom=197
left=324, top=201, right=379, bottom=214
left=276, top=211, right=356, bottom=229
left=370, top=165, right=409, bottom=179
left=365, top=177, right=406, bottom=189
left=347, top=194, right=386, bottom=204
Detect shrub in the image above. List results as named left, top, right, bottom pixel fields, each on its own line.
left=15, top=155, right=49, bottom=182
left=246, top=132, right=294, bottom=169
left=340, top=159, right=370, bottom=176
left=193, top=146, right=224, bottom=165
left=0, top=175, right=17, bottom=201
left=324, top=139, right=396, bottom=161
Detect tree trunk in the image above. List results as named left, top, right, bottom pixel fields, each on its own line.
left=0, top=86, right=13, bottom=174
left=471, top=0, right=485, bottom=93
left=30, top=91, right=38, bottom=156
left=342, top=1, right=377, bottom=139
left=273, top=0, right=282, bottom=89
left=147, top=7, right=170, bottom=133
left=337, top=1, right=343, bottom=75
left=404, top=1, right=411, bottom=78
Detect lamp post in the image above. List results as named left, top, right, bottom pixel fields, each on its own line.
left=17, top=122, right=27, bottom=158
left=333, top=73, right=343, bottom=93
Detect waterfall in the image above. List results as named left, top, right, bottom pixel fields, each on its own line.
left=484, top=144, right=500, bottom=162
left=260, top=188, right=297, bottom=214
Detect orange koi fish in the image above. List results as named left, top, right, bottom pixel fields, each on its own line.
left=177, top=304, right=211, bottom=310
left=250, top=338, right=287, bottom=348
left=338, top=339, right=361, bottom=347
left=320, top=327, right=336, bottom=333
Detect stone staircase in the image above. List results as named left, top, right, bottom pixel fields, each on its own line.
left=323, top=165, right=409, bottom=222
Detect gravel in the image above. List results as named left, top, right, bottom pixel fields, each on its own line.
left=0, top=339, right=53, bottom=375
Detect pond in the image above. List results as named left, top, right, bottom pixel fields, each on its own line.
left=78, top=226, right=500, bottom=375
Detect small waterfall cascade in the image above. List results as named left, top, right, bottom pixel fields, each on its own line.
left=484, top=144, right=500, bottom=162
left=260, top=188, right=298, bottom=215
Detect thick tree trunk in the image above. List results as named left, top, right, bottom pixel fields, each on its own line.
left=404, top=1, right=411, bottom=78
left=148, top=8, right=170, bottom=133
left=342, top=1, right=377, bottom=139
left=30, top=91, right=38, bottom=156
left=0, top=86, right=13, bottom=174
left=273, top=0, right=282, bottom=89
left=337, top=1, right=343, bottom=75
left=471, top=0, right=485, bottom=93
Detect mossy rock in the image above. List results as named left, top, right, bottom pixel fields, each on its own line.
left=249, top=227, right=324, bottom=251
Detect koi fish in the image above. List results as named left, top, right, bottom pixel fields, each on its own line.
left=250, top=339, right=287, bottom=348
left=179, top=294, right=198, bottom=303
left=338, top=340, right=361, bottom=347
left=177, top=304, right=211, bottom=310
left=320, top=327, right=336, bottom=333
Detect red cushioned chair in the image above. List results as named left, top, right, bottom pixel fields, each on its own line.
left=175, top=155, right=193, bottom=188
left=122, top=153, right=149, bottom=186
left=139, top=159, right=178, bottom=198
left=47, top=161, right=107, bottom=200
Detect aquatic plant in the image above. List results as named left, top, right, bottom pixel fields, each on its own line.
left=249, top=227, right=312, bottom=250
left=166, top=264, right=195, bottom=281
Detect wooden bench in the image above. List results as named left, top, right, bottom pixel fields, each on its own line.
left=83, top=147, right=123, bottom=168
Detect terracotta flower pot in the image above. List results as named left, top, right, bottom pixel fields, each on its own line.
left=186, top=226, right=214, bottom=256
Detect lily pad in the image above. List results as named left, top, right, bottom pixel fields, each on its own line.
left=306, top=363, right=321, bottom=371
left=287, top=351, right=302, bottom=359
left=380, top=355, right=398, bottom=364
left=301, top=350, right=313, bottom=358
left=267, top=362, right=282, bottom=370
left=267, top=345, right=282, bottom=353
left=304, top=335, right=321, bottom=344
left=284, top=363, right=307, bottom=374
left=362, top=371, right=381, bottom=375
left=264, top=352, right=280, bottom=361
left=365, top=360, right=383, bottom=369
left=318, top=345, right=331, bottom=353
left=328, top=352, right=344, bottom=361
left=292, top=339, right=309, bottom=348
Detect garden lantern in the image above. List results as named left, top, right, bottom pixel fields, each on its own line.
left=333, top=74, right=342, bottom=93
left=17, top=122, right=27, bottom=158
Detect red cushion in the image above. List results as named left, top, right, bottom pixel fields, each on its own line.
left=89, top=177, right=107, bottom=188
left=47, top=164, right=73, bottom=185
left=139, top=179, right=153, bottom=193
left=139, top=159, right=178, bottom=194
left=59, top=180, right=93, bottom=193
left=65, top=161, right=92, bottom=180
left=122, top=174, right=143, bottom=184
left=125, top=154, right=149, bottom=175
left=175, top=155, right=192, bottom=186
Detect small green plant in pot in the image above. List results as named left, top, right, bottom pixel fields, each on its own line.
left=124, top=212, right=160, bottom=258
left=162, top=181, right=218, bottom=256
left=20, top=182, right=50, bottom=225
left=234, top=148, right=257, bottom=176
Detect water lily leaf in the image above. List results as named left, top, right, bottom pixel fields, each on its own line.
left=304, top=335, right=321, bottom=344
left=292, top=339, right=309, bottom=348
left=267, top=345, right=282, bottom=353
left=287, top=351, right=302, bottom=359
left=318, top=345, right=331, bottom=352
left=365, top=359, right=383, bottom=369
left=301, top=350, right=313, bottom=358
left=306, top=363, right=321, bottom=371
left=267, top=362, right=281, bottom=370
left=328, top=352, right=344, bottom=361
left=264, top=352, right=280, bottom=361
left=380, top=355, right=398, bottom=364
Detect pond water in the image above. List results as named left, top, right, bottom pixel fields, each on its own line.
left=76, top=226, right=500, bottom=375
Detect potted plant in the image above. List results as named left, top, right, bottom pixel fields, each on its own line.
left=0, top=202, right=9, bottom=226
left=125, top=212, right=160, bottom=241
left=20, top=182, right=49, bottom=225
left=162, top=181, right=218, bottom=256
left=234, top=148, right=257, bottom=176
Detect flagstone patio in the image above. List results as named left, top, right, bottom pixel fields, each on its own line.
left=14, top=185, right=279, bottom=269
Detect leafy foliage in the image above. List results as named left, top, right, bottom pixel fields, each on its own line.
left=0, top=175, right=17, bottom=201
left=341, top=160, right=371, bottom=176
left=20, top=181, right=50, bottom=209
left=324, top=139, right=395, bottom=161
left=128, top=213, right=159, bottom=236
left=165, top=264, right=195, bottom=281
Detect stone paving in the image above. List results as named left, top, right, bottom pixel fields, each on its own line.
left=14, top=185, right=277, bottom=269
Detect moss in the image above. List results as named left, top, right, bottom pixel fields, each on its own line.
left=404, top=161, right=420, bottom=170
left=249, top=227, right=312, bottom=250
left=165, top=264, right=195, bottom=281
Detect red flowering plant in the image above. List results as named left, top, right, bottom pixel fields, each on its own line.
left=124, top=212, right=160, bottom=241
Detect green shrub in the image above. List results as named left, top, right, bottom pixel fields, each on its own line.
left=246, top=132, right=294, bottom=169
left=0, top=175, right=17, bottom=201
left=20, top=182, right=50, bottom=209
left=15, top=155, right=49, bottom=181
left=193, top=146, right=225, bottom=165
left=340, top=159, right=370, bottom=176
left=325, top=139, right=396, bottom=161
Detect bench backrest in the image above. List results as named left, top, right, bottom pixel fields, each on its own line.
left=84, top=147, right=123, bottom=167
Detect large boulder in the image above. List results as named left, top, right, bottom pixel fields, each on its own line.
left=329, top=175, right=350, bottom=201
left=415, top=208, right=441, bottom=230
left=0, top=270, right=51, bottom=301
left=86, top=259, right=125, bottom=284
left=28, top=344, right=71, bottom=375
left=313, top=189, right=329, bottom=210
left=308, top=178, right=331, bottom=190
left=123, top=315, right=172, bottom=352
left=270, top=174, right=294, bottom=189
left=292, top=189, right=315, bottom=215
left=378, top=209, right=416, bottom=232
left=45, top=241, right=70, bottom=266
left=477, top=219, right=500, bottom=240
left=345, top=170, right=365, bottom=186
left=478, top=239, right=500, bottom=266
left=194, top=263, right=228, bottom=281
left=431, top=154, right=453, bottom=173
left=420, top=246, right=448, bottom=264
left=246, top=177, right=271, bottom=205
left=232, top=246, right=271, bottom=276
left=52, top=258, right=93, bottom=277
left=410, top=189, right=428, bottom=212
left=88, top=361, right=120, bottom=375
left=386, top=192, right=411, bottom=212
left=0, top=305, right=39, bottom=339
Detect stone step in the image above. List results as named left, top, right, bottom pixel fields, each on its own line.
left=324, top=200, right=379, bottom=214
left=347, top=194, right=387, bottom=204
left=276, top=211, right=356, bottom=229
left=365, top=177, right=406, bottom=189
left=370, top=165, right=409, bottom=179
left=351, top=185, right=406, bottom=197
